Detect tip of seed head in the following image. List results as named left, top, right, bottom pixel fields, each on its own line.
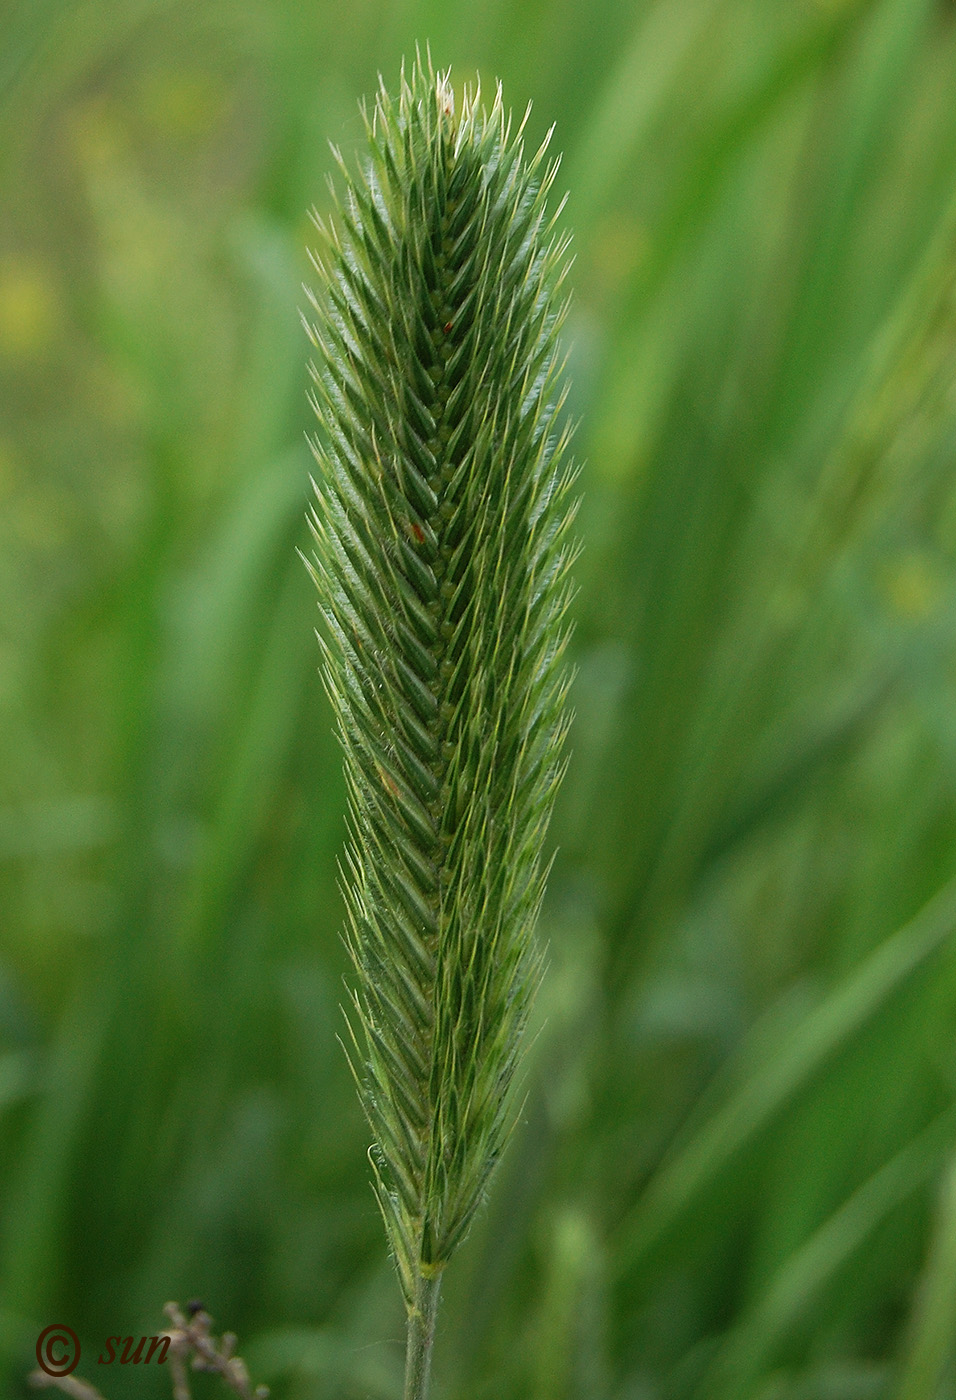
left=437, top=73, right=455, bottom=118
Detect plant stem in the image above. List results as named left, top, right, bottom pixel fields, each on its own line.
left=404, top=1272, right=443, bottom=1400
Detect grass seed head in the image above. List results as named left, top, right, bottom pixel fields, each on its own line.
left=303, top=48, right=577, bottom=1302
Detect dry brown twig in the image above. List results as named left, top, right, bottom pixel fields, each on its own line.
left=162, top=1301, right=269, bottom=1400
left=28, top=1302, right=268, bottom=1400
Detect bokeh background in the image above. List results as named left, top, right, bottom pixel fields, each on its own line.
left=5, top=1, right=956, bottom=1397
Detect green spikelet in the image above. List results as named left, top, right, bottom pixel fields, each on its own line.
left=302, top=50, right=577, bottom=1360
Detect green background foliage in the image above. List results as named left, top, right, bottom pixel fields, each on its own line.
left=4, top=1, right=956, bottom=1397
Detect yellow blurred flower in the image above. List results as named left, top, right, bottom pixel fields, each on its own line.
left=881, top=550, right=942, bottom=621
left=0, top=255, right=58, bottom=364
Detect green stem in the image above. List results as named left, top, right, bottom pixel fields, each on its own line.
left=404, top=1271, right=443, bottom=1400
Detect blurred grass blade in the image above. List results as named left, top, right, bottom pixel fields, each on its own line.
left=633, top=0, right=877, bottom=298
left=697, top=668, right=894, bottom=871
left=567, top=0, right=721, bottom=231
left=589, top=0, right=878, bottom=471
left=699, top=1112, right=955, bottom=1400
left=0, top=981, right=108, bottom=1374
left=800, top=177, right=956, bottom=569
left=616, top=873, right=956, bottom=1279
left=895, top=1147, right=956, bottom=1400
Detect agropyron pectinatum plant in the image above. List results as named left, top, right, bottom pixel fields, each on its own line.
left=302, top=53, right=577, bottom=1399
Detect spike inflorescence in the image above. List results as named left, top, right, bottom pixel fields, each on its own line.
left=302, top=52, right=577, bottom=1322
